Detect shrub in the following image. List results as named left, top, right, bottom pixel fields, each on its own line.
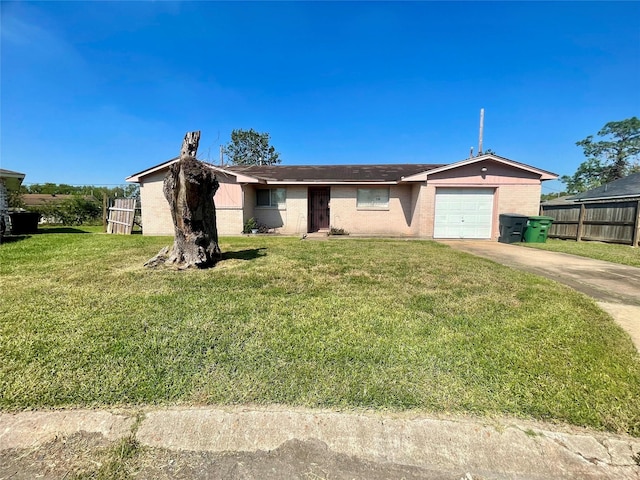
left=29, top=196, right=102, bottom=226
left=328, top=226, right=349, bottom=236
left=243, top=217, right=258, bottom=233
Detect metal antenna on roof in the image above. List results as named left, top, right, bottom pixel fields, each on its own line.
left=478, top=108, right=484, bottom=155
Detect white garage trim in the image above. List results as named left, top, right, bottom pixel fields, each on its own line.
left=434, top=188, right=494, bottom=239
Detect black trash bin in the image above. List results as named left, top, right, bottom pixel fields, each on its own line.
left=8, top=212, right=40, bottom=235
left=498, top=213, right=528, bottom=243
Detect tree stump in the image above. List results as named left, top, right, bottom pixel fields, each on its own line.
left=146, top=131, right=222, bottom=269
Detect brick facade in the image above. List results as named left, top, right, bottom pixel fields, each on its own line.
left=329, top=185, right=415, bottom=236
left=138, top=171, right=173, bottom=236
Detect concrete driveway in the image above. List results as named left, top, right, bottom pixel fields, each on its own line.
left=440, top=240, right=640, bottom=351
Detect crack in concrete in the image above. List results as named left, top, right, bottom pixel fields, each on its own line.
left=601, top=438, right=640, bottom=468
left=551, top=436, right=603, bottom=466
left=594, top=437, right=614, bottom=464
left=544, top=434, right=640, bottom=468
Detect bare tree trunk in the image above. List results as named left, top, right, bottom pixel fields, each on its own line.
left=146, top=131, right=222, bottom=269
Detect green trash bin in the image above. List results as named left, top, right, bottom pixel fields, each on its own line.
left=523, top=216, right=554, bottom=243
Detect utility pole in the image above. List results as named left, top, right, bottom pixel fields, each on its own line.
left=478, top=108, right=485, bottom=155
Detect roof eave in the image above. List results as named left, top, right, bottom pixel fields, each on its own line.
left=126, top=159, right=264, bottom=184
left=263, top=180, right=399, bottom=185
left=574, top=194, right=640, bottom=202
left=0, top=170, right=26, bottom=180
left=206, top=165, right=263, bottom=183
left=400, top=173, right=429, bottom=182
left=0, top=169, right=26, bottom=192
left=420, top=154, right=558, bottom=180
left=126, top=158, right=180, bottom=183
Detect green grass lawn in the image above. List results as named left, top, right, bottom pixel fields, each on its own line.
left=1, top=232, right=639, bottom=436
left=521, top=238, right=640, bottom=267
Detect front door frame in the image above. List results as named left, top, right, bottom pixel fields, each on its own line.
left=308, top=187, right=331, bottom=232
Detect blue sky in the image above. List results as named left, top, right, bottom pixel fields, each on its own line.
left=1, top=1, right=639, bottom=194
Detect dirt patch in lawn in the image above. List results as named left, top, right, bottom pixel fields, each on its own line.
left=0, top=431, right=113, bottom=479
left=1, top=433, right=462, bottom=480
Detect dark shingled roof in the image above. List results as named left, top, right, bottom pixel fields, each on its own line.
left=570, top=172, right=640, bottom=201
left=0, top=169, right=25, bottom=177
left=540, top=195, right=577, bottom=206
left=22, top=194, right=98, bottom=206
left=225, top=164, right=445, bottom=182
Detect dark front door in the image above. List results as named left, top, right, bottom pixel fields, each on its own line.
left=308, top=187, right=330, bottom=232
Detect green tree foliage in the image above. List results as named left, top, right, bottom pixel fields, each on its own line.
left=224, top=129, right=281, bottom=166
left=21, top=183, right=139, bottom=201
left=562, top=117, right=640, bottom=194
left=7, top=190, right=25, bottom=209
left=540, top=191, right=568, bottom=202
left=32, top=197, right=102, bottom=225
left=19, top=183, right=139, bottom=226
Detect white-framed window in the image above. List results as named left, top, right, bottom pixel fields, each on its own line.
left=256, top=188, right=286, bottom=208
left=357, top=187, right=389, bottom=209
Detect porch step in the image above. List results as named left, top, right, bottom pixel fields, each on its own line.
left=304, top=232, right=328, bottom=239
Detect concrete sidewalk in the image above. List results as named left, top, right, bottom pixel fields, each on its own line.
left=440, top=240, right=640, bottom=351
left=2, top=407, right=639, bottom=479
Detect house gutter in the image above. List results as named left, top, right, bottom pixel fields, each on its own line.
left=574, top=194, right=640, bottom=203
left=264, top=181, right=398, bottom=186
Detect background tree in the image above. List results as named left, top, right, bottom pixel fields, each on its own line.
left=18, top=183, right=139, bottom=226
left=20, top=183, right=139, bottom=202
left=57, top=197, right=101, bottom=225
left=26, top=197, right=102, bottom=225
left=224, top=128, right=281, bottom=166
left=562, top=117, right=640, bottom=194
left=7, top=190, right=25, bottom=209
left=540, top=191, right=569, bottom=202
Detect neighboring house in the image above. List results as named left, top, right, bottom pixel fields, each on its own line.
left=569, top=172, right=640, bottom=203
left=0, top=169, right=26, bottom=235
left=126, top=153, right=557, bottom=239
left=22, top=194, right=98, bottom=223
left=0, top=169, right=26, bottom=210
left=541, top=173, right=640, bottom=245
left=23, top=193, right=81, bottom=208
left=539, top=195, right=576, bottom=207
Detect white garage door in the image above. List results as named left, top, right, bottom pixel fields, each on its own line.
left=434, top=188, right=494, bottom=239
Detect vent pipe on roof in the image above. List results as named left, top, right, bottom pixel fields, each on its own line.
left=478, top=108, right=484, bottom=155
left=470, top=146, right=474, bottom=158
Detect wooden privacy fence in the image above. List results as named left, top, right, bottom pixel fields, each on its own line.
left=540, top=199, right=640, bottom=246
left=107, top=198, right=137, bottom=234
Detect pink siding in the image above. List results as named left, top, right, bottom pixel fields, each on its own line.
left=215, top=182, right=243, bottom=209
left=428, top=160, right=540, bottom=185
